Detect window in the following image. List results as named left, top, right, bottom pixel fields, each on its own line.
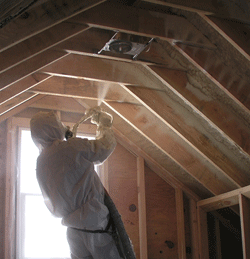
left=17, top=129, right=70, bottom=259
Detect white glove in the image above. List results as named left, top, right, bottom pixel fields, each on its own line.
left=87, top=106, right=113, bottom=128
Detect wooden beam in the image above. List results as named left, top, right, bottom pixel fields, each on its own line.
left=175, top=188, right=186, bottom=259
left=114, top=128, right=201, bottom=201
left=0, top=50, right=68, bottom=90
left=0, top=92, right=39, bottom=116
left=78, top=98, right=206, bottom=199
left=39, top=53, right=165, bottom=87
left=56, top=27, right=185, bottom=68
left=39, top=53, right=250, bottom=158
left=239, top=194, right=250, bottom=259
left=0, top=73, right=50, bottom=105
left=28, top=75, right=139, bottom=104
left=29, top=95, right=88, bottom=113
left=105, top=100, right=238, bottom=195
left=0, top=22, right=89, bottom=73
left=4, top=118, right=17, bottom=259
left=198, top=185, right=250, bottom=212
left=189, top=199, right=199, bottom=259
left=197, top=207, right=209, bottom=259
left=142, top=0, right=250, bottom=23
left=177, top=10, right=250, bottom=98
left=40, top=54, right=146, bottom=84
left=125, top=85, right=250, bottom=188
left=176, top=44, right=250, bottom=111
left=149, top=42, right=250, bottom=155
left=0, top=0, right=105, bottom=52
left=0, top=0, right=38, bottom=27
left=10, top=116, right=96, bottom=136
left=0, top=95, right=45, bottom=123
left=199, top=15, right=250, bottom=62
left=68, top=1, right=214, bottom=48
left=215, top=218, right=222, bottom=259
left=137, top=156, right=148, bottom=259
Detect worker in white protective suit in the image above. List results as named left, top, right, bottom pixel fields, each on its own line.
left=30, top=108, right=123, bottom=259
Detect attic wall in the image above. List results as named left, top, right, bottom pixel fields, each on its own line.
left=108, top=143, right=140, bottom=257
left=0, top=121, right=6, bottom=259
left=145, top=165, right=178, bottom=258
left=107, top=142, right=181, bottom=259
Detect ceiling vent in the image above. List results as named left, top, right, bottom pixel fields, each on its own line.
left=98, top=31, right=154, bottom=60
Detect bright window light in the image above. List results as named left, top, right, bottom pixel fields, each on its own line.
left=19, top=130, right=70, bottom=259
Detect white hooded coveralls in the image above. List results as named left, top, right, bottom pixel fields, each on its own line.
left=30, top=111, right=122, bottom=259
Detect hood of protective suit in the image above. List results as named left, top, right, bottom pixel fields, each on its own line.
left=30, top=111, right=66, bottom=150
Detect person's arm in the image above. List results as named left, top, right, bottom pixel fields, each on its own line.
left=88, top=124, right=117, bottom=164
left=71, top=108, right=117, bottom=164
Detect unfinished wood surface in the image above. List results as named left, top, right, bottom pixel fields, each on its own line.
left=143, top=0, right=250, bottom=23
left=29, top=75, right=139, bottom=105
left=215, top=218, right=222, bottom=259
left=69, top=1, right=214, bottom=48
left=0, top=22, right=89, bottom=73
left=1, top=0, right=250, bottom=223
left=39, top=53, right=164, bottom=88
left=175, top=188, right=186, bottom=259
left=125, top=85, right=250, bottom=186
left=239, top=194, right=250, bottom=259
left=145, top=165, right=178, bottom=258
left=202, top=15, right=250, bottom=60
left=0, top=74, right=50, bottom=105
left=0, top=95, right=45, bottom=124
left=0, top=0, right=105, bottom=52
left=189, top=199, right=199, bottom=259
left=112, top=127, right=201, bottom=202
left=149, top=49, right=250, bottom=155
left=176, top=44, right=250, bottom=111
left=136, top=156, right=148, bottom=259
left=0, top=0, right=37, bottom=27
left=29, top=71, right=250, bottom=190
left=97, top=101, right=213, bottom=199
left=0, top=49, right=67, bottom=90
left=0, top=121, right=7, bottom=259
left=30, top=76, right=250, bottom=190
left=4, top=118, right=17, bottom=259
left=0, top=92, right=38, bottom=116
left=106, top=101, right=238, bottom=195
left=198, top=185, right=250, bottom=212
left=29, top=95, right=88, bottom=113
left=181, top=11, right=250, bottom=87
left=55, top=27, right=184, bottom=68
left=197, top=207, right=209, bottom=259
left=108, top=143, right=140, bottom=258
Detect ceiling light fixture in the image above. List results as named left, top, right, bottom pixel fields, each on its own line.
left=98, top=31, right=154, bottom=60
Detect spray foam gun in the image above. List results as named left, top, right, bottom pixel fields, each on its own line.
left=65, top=106, right=113, bottom=139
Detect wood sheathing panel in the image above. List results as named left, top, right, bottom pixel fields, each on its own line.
left=145, top=164, right=178, bottom=258
left=0, top=121, right=7, bottom=259
left=107, top=142, right=140, bottom=258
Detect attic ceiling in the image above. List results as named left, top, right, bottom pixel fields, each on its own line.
left=1, top=0, right=250, bottom=200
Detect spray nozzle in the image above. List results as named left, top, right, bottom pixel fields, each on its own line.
left=71, top=106, right=113, bottom=137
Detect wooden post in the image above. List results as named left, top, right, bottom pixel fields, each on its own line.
left=137, top=156, right=148, bottom=259
left=215, top=218, right=222, bottom=259
left=189, top=199, right=199, bottom=259
left=239, top=194, right=250, bottom=259
left=197, top=207, right=209, bottom=259
left=5, top=118, right=17, bottom=259
left=175, top=188, right=186, bottom=259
